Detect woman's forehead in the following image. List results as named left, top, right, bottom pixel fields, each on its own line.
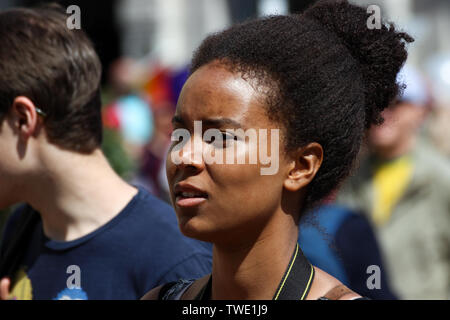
left=176, top=64, right=267, bottom=125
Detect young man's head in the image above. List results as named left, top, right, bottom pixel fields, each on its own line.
left=0, top=5, right=102, bottom=207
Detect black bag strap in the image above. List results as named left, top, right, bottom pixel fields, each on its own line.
left=194, top=243, right=315, bottom=300
left=0, top=205, right=39, bottom=280
left=272, top=243, right=315, bottom=300
left=157, top=281, right=178, bottom=300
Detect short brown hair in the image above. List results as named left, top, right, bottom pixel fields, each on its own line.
left=0, top=4, right=102, bottom=153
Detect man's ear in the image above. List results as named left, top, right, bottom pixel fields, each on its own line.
left=283, top=142, right=323, bottom=192
left=10, top=96, right=40, bottom=139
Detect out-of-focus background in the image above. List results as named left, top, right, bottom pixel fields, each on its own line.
left=0, top=0, right=449, bottom=300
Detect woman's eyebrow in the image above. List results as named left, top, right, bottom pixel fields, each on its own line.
left=171, top=116, right=242, bottom=129
left=201, top=118, right=242, bottom=128
left=171, top=115, right=184, bottom=126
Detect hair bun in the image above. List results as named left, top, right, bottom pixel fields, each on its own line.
left=303, top=0, right=413, bottom=127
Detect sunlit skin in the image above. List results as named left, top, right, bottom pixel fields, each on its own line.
left=163, top=61, right=361, bottom=300
left=168, top=63, right=289, bottom=247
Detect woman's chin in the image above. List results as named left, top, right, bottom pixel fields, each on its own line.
left=178, top=217, right=214, bottom=242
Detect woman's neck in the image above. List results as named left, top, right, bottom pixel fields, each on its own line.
left=210, top=213, right=299, bottom=300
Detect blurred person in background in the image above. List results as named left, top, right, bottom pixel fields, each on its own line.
left=424, top=54, right=450, bottom=159
left=299, top=203, right=398, bottom=300
left=0, top=5, right=212, bottom=300
left=337, top=65, right=450, bottom=299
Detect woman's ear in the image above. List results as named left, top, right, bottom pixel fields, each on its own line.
left=10, top=96, right=40, bottom=139
left=283, top=142, right=323, bottom=192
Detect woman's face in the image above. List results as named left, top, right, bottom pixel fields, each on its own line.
left=166, top=62, right=291, bottom=244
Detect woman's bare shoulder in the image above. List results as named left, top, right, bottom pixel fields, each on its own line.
left=141, top=285, right=165, bottom=300
left=307, top=266, right=362, bottom=300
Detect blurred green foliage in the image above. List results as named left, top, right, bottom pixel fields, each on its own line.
left=102, top=128, right=135, bottom=180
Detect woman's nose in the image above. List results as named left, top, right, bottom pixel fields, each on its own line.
left=175, top=134, right=205, bottom=172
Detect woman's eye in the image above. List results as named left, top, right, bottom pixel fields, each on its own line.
left=222, top=133, right=236, bottom=141
left=206, top=132, right=237, bottom=148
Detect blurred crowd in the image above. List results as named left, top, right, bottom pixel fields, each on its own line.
left=1, top=0, right=449, bottom=300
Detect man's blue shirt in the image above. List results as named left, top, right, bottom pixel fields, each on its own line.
left=0, top=187, right=212, bottom=300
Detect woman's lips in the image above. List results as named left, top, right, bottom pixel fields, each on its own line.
left=174, top=189, right=209, bottom=207
left=175, top=196, right=207, bottom=207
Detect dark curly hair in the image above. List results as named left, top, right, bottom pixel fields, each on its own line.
left=190, top=0, right=413, bottom=211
